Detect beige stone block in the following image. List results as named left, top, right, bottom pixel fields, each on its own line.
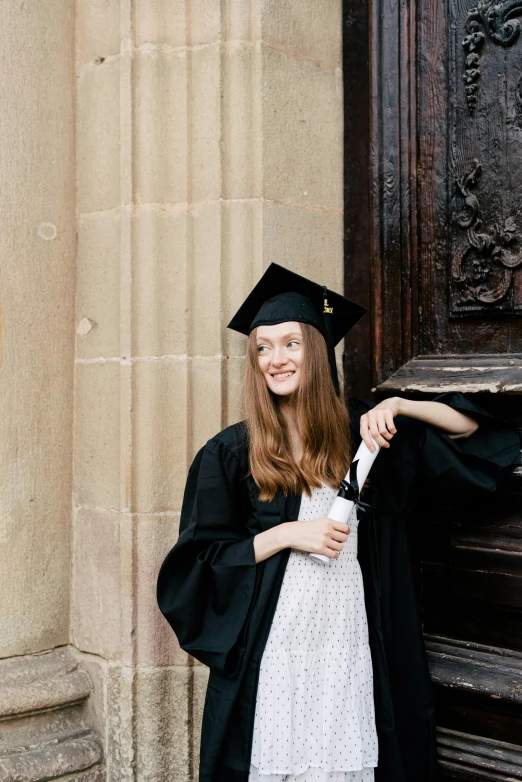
left=135, top=0, right=220, bottom=47
left=0, top=493, right=70, bottom=657
left=135, top=516, right=189, bottom=666
left=77, top=59, right=121, bottom=213
left=76, top=0, right=121, bottom=65
left=0, top=276, right=74, bottom=656
left=135, top=667, right=191, bottom=781
left=224, top=356, right=246, bottom=428
left=192, top=665, right=210, bottom=774
left=74, top=362, right=121, bottom=510
left=132, top=207, right=188, bottom=357
left=71, top=509, right=137, bottom=664
left=189, top=358, right=224, bottom=454
left=221, top=200, right=263, bottom=356
left=190, top=0, right=222, bottom=45
left=187, top=202, right=222, bottom=356
left=261, top=0, right=342, bottom=67
left=1, top=3, right=76, bottom=224
left=119, top=512, right=136, bottom=666
left=222, top=45, right=262, bottom=199
left=133, top=49, right=188, bottom=205
left=190, top=44, right=222, bottom=203
left=106, top=663, right=136, bottom=781
left=69, top=649, right=109, bottom=749
left=134, top=45, right=222, bottom=205
left=262, top=47, right=343, bottom=210
left=227, top=0, right=259, bottom=40
left=77, top=213, right=121, bottom=359
left=262, top=202, right=344, bottom=289
left=90, top=662, right=191, bottom=780
left=71, top=769, right=105, bottom=782
left=132, top=359, right=188, bottom=513
left=135, top=0, right=187, bottom=48
left=71, top=508, right=123, bottom=660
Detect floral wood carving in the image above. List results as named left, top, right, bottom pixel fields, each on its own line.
left=463, top=1, right=522, bottom=112
left=453, top=160, right=522, bottom=310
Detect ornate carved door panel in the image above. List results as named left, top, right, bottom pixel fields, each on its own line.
left=343, top=1, right=522, bottom=779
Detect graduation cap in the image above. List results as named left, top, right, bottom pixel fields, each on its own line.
left=227, top=263, right=367, bottom=395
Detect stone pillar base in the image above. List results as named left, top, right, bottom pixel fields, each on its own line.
left=0, top=649, right=104, bottom=781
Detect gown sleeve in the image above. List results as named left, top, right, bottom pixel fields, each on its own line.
left=419, top=391, right=521, bottom=508
left=156, top=436, right=257, bottom=676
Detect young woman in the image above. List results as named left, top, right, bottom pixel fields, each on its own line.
left=157, top=264, right=520, bottom=782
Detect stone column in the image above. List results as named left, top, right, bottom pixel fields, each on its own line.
left=73, top=1, right=343, bottom=779
left=0, top=0, right=75, bottom=664
left=0, top=3, right=104, bottom=779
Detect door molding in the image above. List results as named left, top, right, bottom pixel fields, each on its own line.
left=377, top=354, right=522, bottom=395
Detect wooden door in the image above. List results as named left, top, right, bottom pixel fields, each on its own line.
left=343, top=1, right=522, bottom=778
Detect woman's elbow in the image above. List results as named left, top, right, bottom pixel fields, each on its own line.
left=448, top=419, right=479, bottom=439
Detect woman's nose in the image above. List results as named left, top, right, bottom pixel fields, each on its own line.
left=271, top=348, right=288, bottom=367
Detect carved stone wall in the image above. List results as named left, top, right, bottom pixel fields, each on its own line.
left=0, top=650, right=104, bottom=781
left=0, top=1, right=344, bottom=778
left=72, top=1, right=344, bottom=780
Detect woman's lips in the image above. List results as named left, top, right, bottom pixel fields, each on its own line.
left=271, top=371, right=295, bottom=382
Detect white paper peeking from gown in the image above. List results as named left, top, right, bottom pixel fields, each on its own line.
left=310, top=437, right=380, bottom=565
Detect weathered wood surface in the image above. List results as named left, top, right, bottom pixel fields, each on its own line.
left=427, top=637, right=522, bottom=703
left=343, top=0, right=522, bottom=775
left=438, top=727, right=522, bottom=780
left=378, top=355, right=522, bottom=394
left=342, top=0, right=372, bottom=399
left=344, top=0, right=522, bottom=388
left=419, top=469, right=522, bottom=650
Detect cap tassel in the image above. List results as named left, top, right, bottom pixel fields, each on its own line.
left=322, top=286, right=340, bottom=396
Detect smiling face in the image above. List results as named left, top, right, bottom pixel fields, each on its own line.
left=255, top=321, right=304, bottom=398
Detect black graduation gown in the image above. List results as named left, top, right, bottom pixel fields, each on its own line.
left=157, top=392, right=520, bottom=782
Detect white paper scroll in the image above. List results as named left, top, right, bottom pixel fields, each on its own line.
left=309, top=436, right=380, bottom=564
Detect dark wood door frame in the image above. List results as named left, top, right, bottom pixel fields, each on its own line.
left=344, top=0, right=419, bottom=397
left=343, top=2, right=522, bottom=779
left=343, top=0, right=522, bottom=399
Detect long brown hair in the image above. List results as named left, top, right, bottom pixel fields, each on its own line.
left=245, top=322, right=352, bottom=501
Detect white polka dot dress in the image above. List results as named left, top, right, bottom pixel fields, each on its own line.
left=249, top=483, right=378, bottom=782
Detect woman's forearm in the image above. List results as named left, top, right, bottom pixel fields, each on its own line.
left=253, top=523, right=290, bottom=563
left=397, top=398, right=478, bottom=438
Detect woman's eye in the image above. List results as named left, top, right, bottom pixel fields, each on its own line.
left=257, top=342, right=298, bottom=352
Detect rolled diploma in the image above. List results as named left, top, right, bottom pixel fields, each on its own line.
left=309, top=436, right=380, bottom=564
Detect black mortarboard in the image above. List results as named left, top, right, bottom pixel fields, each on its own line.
left=227, top=263, right=367, bottom=395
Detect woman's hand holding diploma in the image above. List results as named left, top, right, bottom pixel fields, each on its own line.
left=285, top=518, right=350, bottom=559
left=253, top=517, right=349, bottom=564
left=254, top=435, right=381, bottom=565
left=254, top=405, right=397, bottom=564
left=308, top=435, right=381, bottom=564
